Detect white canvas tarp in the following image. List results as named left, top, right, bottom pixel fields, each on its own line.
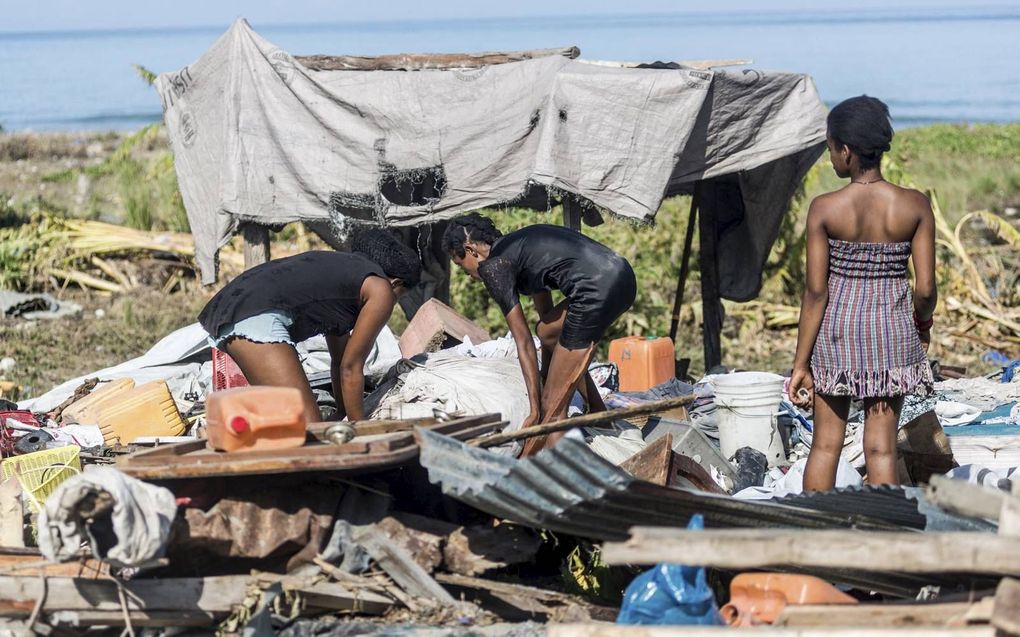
left=158, top=19, right=827, bottom=287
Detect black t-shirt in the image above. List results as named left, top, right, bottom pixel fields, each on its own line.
left=198, top=251, right=385, bottom=342
left=477, top=224, right=627, bottom=316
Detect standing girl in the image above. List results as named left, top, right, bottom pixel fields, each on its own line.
left=790, top=96, right=936, bottom=490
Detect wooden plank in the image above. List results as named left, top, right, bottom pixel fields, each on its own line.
left=580, top=58, right=752, bottom=70
left=118, top=414, right=499, bottom=479
left=351, top=526, right=456, bottom=606
left=927, top=474, right=1005, bottom=521
left=436, top=573, right=617, bottom=622
left=993, top=577, right=1020, bottom=635
left=473, top=395, right=695, bottom=448
left=601, top=528, right=1020, bottom=575
left=43, top=610, right=218, bottom=627
left=0, top=575, right=252, bottom=615
left=295, top=46, right=579, bottom=71
left=558, top=623, right=995, bottom=637
left=776, top=599, right=994, bottom=627
left=619, top=435, right=674, bottom=486
left=293, top=581, right=393, bottom=615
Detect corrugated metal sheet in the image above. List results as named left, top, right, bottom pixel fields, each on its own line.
left=418, top=431, right=998, bottom=597
left=418, top=429, right=904, bottom=539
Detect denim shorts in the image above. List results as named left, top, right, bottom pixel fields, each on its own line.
left=206, top=311, right=295, bottom=348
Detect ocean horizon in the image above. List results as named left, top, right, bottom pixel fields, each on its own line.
left=2, top=6, right=1018, bottom=132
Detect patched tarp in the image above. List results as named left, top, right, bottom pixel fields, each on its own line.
left=158, top=19, right=826, bottom=294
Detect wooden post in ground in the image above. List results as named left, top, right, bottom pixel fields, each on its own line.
left=669, top=185, right=700, bottom=343
left=562, top=197, right=582, bottom=232
left=241, top=222, right=271, bottom=269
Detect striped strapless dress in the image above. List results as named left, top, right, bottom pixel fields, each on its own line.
left=811, top=239, right=934, bottom=398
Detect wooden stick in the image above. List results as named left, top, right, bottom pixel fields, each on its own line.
left=472, top=395, right=696, bottom=448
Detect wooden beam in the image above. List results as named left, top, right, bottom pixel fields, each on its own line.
left=776, top=598, right=994, bottom=627
left=579, top=58, right=753, bottom=70
left=241, top=222, right=270, bottom=269
left=926, top=474, right=1006, bottom=522
left=295, top=46, right=580, bottom=72
left=601, top=528, right=1020, bottom=575
left=993, top=577, right=1020, bottom=635
left=669, top=188, right=699, bottom=343
left=473, top=394, right=696, bottom=448
left=0, top=575, right=253, bottom=615
left=619, top=434, right=674, bottom=486
left=293, top=581, right=393, bottom=615
left=547, top=625, right=994, bottom=637
left=351, top=526, right=457, bottom=606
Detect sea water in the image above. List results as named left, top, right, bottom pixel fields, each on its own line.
left=1, top=5, right=1018, bottom=131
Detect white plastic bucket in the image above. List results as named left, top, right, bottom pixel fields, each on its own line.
left=712, top=372, right=786, bottom=467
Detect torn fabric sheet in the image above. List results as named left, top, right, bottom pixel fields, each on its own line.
left=157, top=19, right=827, bottom=286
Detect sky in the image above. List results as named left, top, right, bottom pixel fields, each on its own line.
left=5, top=0, right=1020, bottom=33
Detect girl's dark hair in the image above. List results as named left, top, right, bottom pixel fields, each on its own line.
left=827, top=95, right=893, bottom=170
left=441, top=213, right=503, bottom=258
left=351, top=228, right=422, bottom=287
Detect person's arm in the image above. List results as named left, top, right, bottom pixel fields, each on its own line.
left=325, top=334, right=350, bottom=420
left=338, top=277, right=396, bottom=421
left=790, top=199, right=831, bottom=407
left=506, top=305, right=543, bottom=427
left=910, top=193, right=938, bottom=351
left=532, top=290, right=554, bottom=320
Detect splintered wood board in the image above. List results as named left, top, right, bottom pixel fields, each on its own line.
left=116, top=414, right=502, bottom=480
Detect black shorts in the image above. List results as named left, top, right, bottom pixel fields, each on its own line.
left=559, top=259, right=637, bottom=350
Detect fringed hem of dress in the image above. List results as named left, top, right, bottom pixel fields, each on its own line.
left=812, top=360, right=935, bottom=398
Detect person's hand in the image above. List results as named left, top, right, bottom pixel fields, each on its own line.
left=918, top=328, right=931, bottom=354
left=789, top=367, right=814, bottom=408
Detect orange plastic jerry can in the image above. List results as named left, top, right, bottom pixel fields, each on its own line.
left=608, top=336, right=675, bottom=392
left=205, top=386, right=307, bottom=453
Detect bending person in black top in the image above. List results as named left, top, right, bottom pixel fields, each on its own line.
left=199, top=229, right=421, bottom=424
left=443, top=213, right=636, bottom=454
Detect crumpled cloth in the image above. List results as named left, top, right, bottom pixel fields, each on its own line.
left=38, top=467, right=177, bottom=568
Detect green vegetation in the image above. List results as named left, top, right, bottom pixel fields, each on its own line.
left=0, top=123, right=1017, bottom=390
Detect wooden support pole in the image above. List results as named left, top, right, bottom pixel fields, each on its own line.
left=241, top=222, right=270, bottom=269
left=697, top=185, right=723, bottom=370
left=601, top=527, right=1020, bottom=575
left=296, top=46, right=580, bottom=72
left=562, top=197, right=582, bottom=232
left=669, top=186, right=699, bottom=343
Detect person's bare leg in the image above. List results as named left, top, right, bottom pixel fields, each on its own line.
left=803, top=394, right=851, bottom=491
left=536, top=301, right=568, bottom=382
left=521, top=343, right=594, bottom=456
left=862, top=396, right=903, bottom=485
left=223, top=338, right=321, bottom=424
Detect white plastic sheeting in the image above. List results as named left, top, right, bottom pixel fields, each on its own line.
left=20, top=322, right=401, bottom=414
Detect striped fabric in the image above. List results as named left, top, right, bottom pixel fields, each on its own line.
left=811, top=239, right=934, bottom=398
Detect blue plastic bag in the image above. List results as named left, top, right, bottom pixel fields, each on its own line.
left=616, top=514, right=724, bottom=625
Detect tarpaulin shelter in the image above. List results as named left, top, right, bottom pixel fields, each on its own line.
left=157, top=18, right=827, bottom=367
